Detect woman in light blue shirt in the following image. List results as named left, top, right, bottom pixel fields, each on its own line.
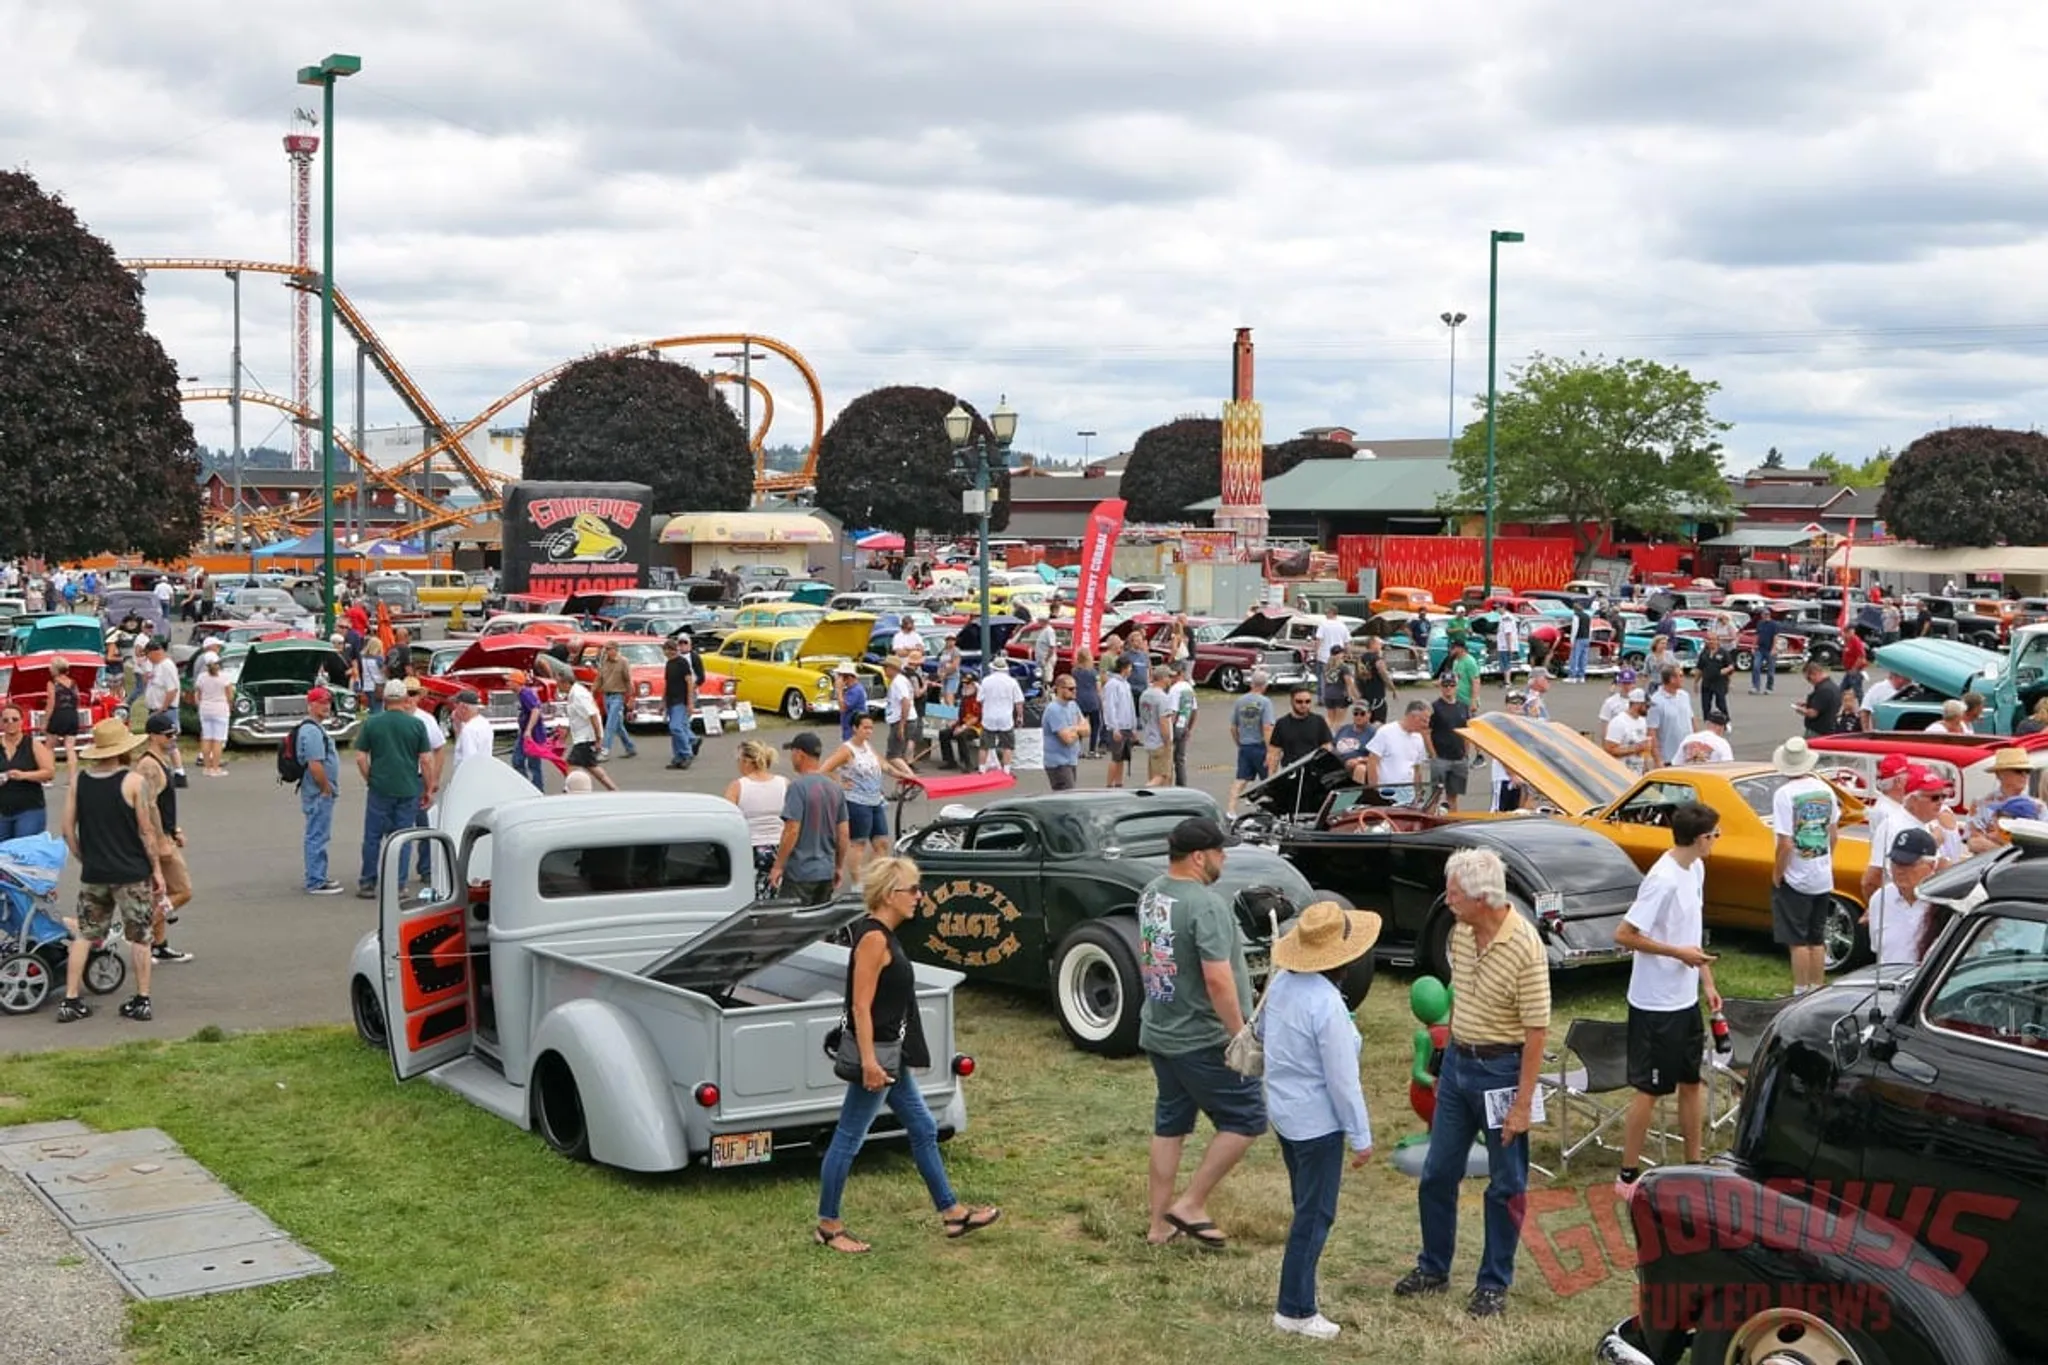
left=1260, top=901, right=1381, bottom=1341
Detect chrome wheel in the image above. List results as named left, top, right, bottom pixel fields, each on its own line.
left=1718, top=1307, right=1863, bottom=1365
left=1214, top=665, right=1244, bottom=693
left=1822, top=897, right=1865, bottom=973
left=782, top=690, right=808, bottom=721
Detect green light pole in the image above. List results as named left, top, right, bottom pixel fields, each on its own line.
left=1483, top=228, right=1523, bottom=596
left=945, top=399, right=1020, bottom=674
left=296, top=52, right=361, bottom=634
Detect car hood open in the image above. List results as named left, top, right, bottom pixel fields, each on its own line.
left=1457, top=712, right=1636, bottom=817
left=796, top=612, right=878, bottom=661
left=1871, top=638, right=2006, bottom=701
left=236, top=642, right=347, bottom=686
left=449, top=634, right=557, bottom=673
left=1221, top=609, right=1293, bottom=642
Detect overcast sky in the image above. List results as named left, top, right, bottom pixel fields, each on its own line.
left=10, top=0, right=2048, bottom=477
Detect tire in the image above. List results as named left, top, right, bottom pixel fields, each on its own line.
left=1733, top=649, right=1753, bottom=672
left=1419, top=903, right=1455, bottom=985
left=84, top=948, right=125, bottom=996
left=351, top=975, right=388, bottom=1049
left=531, top=1051, right=591, bottom=1161
left=781, top=690, right=808, bottom=722
left=1051, top=918, right=1144, bottom=1055
left=1299, top=889, right=1379, bottom=1009
left=1623, top=651, right=1645, bottom=668
left=0, top=952, right=51, bottom=1015
left=1213, top=665, right=1244, bottom=694
left=1823, top=895, right=1871, bottom=974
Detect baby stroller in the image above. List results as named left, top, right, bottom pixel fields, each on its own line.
left=0, top=832, right=125, bottom=1015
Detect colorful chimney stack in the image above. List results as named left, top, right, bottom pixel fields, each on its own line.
left=1216, top=327, right=1268, bottom=547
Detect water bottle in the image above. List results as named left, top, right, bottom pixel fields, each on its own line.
left=1710, top=1008, right=1732, bottom=1056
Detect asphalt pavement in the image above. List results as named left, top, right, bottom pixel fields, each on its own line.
left=0, top=660, right=1817, bottom=1055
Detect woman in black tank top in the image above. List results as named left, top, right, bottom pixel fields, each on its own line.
left=814, top=856, right=1000, bottom=1254
left=43, top=658, right=82, bottom=761
left=0, top=704, right=56, bottom=841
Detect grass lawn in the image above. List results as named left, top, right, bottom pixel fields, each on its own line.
left=0, top=939, right=1792, bottom=1365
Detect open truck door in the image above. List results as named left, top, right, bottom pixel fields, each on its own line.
left=378, top=828, right=472, bottom=1081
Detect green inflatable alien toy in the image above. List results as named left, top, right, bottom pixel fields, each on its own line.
left=1401, top=976, right=1453, bottom=1150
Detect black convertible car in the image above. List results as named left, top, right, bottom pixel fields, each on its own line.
left=1234, top=750, right=1637, bottom=980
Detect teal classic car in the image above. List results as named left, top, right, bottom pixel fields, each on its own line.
left=896, top=789, right=1352, bottom=1056
left=1871, top=629, right=2048, bottom=734
left=7, top=614, right=105, bottom=658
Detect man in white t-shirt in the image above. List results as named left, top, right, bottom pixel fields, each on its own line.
left=1856, top=755, right=1914, bottom=898
left=1597, top=669, right=1639, bottom=728
left=448, top=690, right=495, bottom=773
left=1493, top=611, right=1520, bottom=679
left=882, top=657, right=918, bottom=765
left=1364, top=700, right=1432, bottom=805
left=1769, top=737, right=1840, bottom=995
left=976, top=666, right=1024, bottom=772
left=142, top=638, right=187, bottom=781
left=1867, top=826, right=1939, bottom=967
left=1857, top=670, right=1907, bottom=729
left=1312, top=605, right=1351, bottom=666
left=1604, top=689, right=1654, bottom=775
left=890, top=621, right=923, bottom=656
left=1612, top=800, right=1720, bottom=1201
left=1676, top=707, right=1734, bottom=765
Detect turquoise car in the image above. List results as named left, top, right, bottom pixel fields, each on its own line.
left=7, top=614, right=104, bottom=658
left=1871, top=634, right=2033, bottom=734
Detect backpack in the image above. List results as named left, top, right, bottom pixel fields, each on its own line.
left=278, top=717, right=320, bottom=785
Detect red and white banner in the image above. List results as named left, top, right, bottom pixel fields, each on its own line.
left=1072, top=498, right=1127, bottom=652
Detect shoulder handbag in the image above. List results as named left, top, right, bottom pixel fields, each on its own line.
left=827, top=1009, right=905, bottom=1083
left=1224, top=906, right=1283, bottom=1077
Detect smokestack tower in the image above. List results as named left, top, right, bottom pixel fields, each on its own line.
left=1215, top=327, right=1268, bottom=548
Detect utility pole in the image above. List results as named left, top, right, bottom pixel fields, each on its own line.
left=352, top=344, right=366, bottom=561
left=228, top=269, right=246, bottom=564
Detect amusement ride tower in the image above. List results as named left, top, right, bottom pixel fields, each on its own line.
left=284, top=109, right=320, bottom=471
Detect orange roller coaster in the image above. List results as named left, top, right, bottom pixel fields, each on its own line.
left=125, top=258, right=825, bottom=541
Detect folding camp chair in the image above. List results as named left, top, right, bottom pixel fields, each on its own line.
left=1708, top=995, right=1795, bottom=1140
left=1544, top=1018, right=1652, bottom=1176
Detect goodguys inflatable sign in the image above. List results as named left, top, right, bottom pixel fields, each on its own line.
left=500, top=481, right=654, bottom=597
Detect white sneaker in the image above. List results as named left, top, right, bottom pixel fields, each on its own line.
left=1272, top=1312, right=1341, bottom=1341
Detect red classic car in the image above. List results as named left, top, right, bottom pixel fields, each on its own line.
left=1805, top=730, right=2048, bottom=813
left=1164, top=611, right=1317, bottom=693
left=0, top=652, right=120, bottom=736
left=1001, top=617, right=1133, bottom=680
left=412, top=634, right=569, bottom=732
left=559, top=633, right=733, bottom=727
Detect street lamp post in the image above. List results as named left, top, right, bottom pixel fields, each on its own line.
left=946, top=398, right=1020, bottom=677
left=1439, top=311, right=1467, bottom=445
left=296, top=52, right=361, bottom=634
left=1483, top=230, right=1523, bottom=596
left=1077, top=429, right=1096, bottom=462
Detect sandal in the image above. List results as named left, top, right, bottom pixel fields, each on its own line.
left=1164, top=1212, right=1227, bottom=1249
left=813, top=1224, right=869, bottom=1254
left=942, top=1206, right=1002, bottom=1239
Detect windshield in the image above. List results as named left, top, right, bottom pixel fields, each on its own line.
left=615, top=644, right=664, bottom=666
left=1194, top=624, right=1230, bottom=644
left=1730, top=774, right=1791, bottom=819
left=21, top=624, right=101, bottom=653
left=1104, top=810, right=1209, bottom=852
left=429, top=648, right=464, bottom=675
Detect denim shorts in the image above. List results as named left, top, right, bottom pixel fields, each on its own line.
left=1149, top=1045, right=1269, bottom=1138
left=847, top=800, right=887, bottom=841
left=1235, top=740, right=1268, bottom=782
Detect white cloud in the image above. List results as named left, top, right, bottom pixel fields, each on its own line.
left=7, top=0, right=2048, bottom=485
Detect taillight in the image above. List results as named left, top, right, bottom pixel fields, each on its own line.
left=951, top=1054, right=975, bottom=1078
left=693, top=1082, right=720, bottom=1107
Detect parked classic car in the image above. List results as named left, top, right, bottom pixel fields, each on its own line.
left=1370, top=586, right=1438, bottom=615
left=221, top=586, right=316, bottom=633
left=1871, top=627, right=2048, bottom=735
left=1169, top=610, right=1317, bottom=693
left=347, top=761, right=969, bottom=1172
left=1807, top=730, right=2048, bottom=812
left=7, top=614, right=105, bottom=658
left=223, top=639, right=359, bottom=746
left=1458, top=712, right=1874, bottom=971
left=1234, top=749, right=1637, bottom=980
left=897, top=788, right=1345, bottom=1055
left=0, top=652, right=117, bottom=736
left=474, top=613, right=581, bottom=640
left=705, top=614, right=882, bottom=720
left=411, top=634, right=565, bottom=733
left=1596, top=825, right=2048, bottom=1365
left=726, top=602, right=829, bottom=635
left=559, top=632, right=736, bottom=728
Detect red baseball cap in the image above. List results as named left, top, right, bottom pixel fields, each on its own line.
left=306, top=686, right=333, bottom=703
left=1876, top=753, right=1912, bottom=780
left=1904, top=766, right=1950, bottom=796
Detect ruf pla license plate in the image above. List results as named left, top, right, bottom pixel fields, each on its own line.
left=710, top=1130, right=773, bottom=1168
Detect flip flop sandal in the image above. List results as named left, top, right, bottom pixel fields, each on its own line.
left=943, top=1207, right=1002, bottom=1239
left=813, top=1225, right=869, bottom=1254
left=1164, top=1213, right=1227, bottom=1249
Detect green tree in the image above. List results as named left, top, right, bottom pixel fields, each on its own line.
left=1119, top=420, right=1332, bottom=524
left=1760, top=446, right=1786, bottom=469
left=523, top=355, right=752, bottom=513
left=0, top=171, right=203, bottom=561
left=812, top=386, right=1010, bottom=545
left=1878, top=427, right=2048, bottom=547
left=1445, top=353, right=1732, bottom=575
left=1810, top=448, right=1893, bottom=488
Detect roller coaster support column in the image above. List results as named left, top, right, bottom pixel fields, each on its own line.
left=228, top=268, right=245, bottom=564
left=297, top=52, right=361, bottom=633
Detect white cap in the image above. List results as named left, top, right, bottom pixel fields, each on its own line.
left=1626, top=688, right=1647, bottom=704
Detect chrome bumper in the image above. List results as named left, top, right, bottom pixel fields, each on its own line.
left=228, top=715, right=360, bottom=747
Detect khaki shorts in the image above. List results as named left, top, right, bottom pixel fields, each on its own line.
left=73, top=881, right=153, bottom=945
left=158, top=844, right=191, bottom=903
left=1146, top=746, right=1173, bottom=783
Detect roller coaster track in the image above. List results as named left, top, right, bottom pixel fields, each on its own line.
left=121, top=257, right=815, bottom=511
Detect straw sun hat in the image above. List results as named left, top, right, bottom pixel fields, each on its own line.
left=81, top=718, right=147, bottom=761
left=1272, top=901, right=1384, bottom=974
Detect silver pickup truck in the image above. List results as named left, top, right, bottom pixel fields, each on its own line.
left=347, top=759, right=971, bottom=1172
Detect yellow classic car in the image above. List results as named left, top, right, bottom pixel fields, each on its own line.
left=728, top=603, right=829, bottom=634
left=1456, top=711, right=1874, bottom=971
left=949, top=584, right=1052, bottom=621
left=704, top=614, right=883, bottom=721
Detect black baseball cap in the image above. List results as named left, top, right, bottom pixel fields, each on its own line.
left=144, top=711, right=177, bottom=736
left=1889, top=826, right=1939, bottom=865
left=1168, top=815, right=1237, bottom=856
left=784, top=731, right=823, bottom=757
left=1704, top=706, right=1730, bottom=726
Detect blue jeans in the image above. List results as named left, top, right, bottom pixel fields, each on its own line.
left=359, top=791, right=420, bottom=889
left=1751, top=646, right=1774, bottom=691
left=817, top=1071, right=956, bottom=1222
left=667, top=703, right=695, bottom=763
left=1567, top=638, right=1589, bottom=680
left=1278, top=1131, right=1345, bottom=1319
left=603, top=694, right=636, bottom=756
left=1416, top=1047, right=1530, bottom=1292
left=0, top=806, right=48, bottom=843
left=300, top=786, right=334, bottom=888
left=511, top=733, right=546, bottom=790
left=1496, top=649, right=1514, bottom=677
left=412, top=798, right=434, bottom=882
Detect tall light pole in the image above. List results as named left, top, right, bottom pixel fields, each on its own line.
left=946, top=398, right=1020, bottom=677
left=1438, top=311, right=1466, bottom=446
left=1077, top=429, right=1096, bottom=462
left=227, top=269, right=245, bottom=560
left=296, top=52, right=361, bottom=634
left=1483, top=230, right=1523, bottom=596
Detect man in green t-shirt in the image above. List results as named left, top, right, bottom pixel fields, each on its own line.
left=353, top=679, right=433, bottom=898
left=1138, top=816, right=1265, bottom=1250
left=1449, top=639, right=1484, bottom=710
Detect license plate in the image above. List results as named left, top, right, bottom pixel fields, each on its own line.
left=710, top=1130, right=773, bottom=1168
left=1535, top=891, right=1564, bottom=917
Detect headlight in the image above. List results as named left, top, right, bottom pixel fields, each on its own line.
left=636, top=681, right=651, bottom=696
left=815, top=676, right=832, bottom=693
left=233, top=696, right=253, bottom=715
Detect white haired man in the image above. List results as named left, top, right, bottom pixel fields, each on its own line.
left=1395, top=847, right=1549, bottom=1320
